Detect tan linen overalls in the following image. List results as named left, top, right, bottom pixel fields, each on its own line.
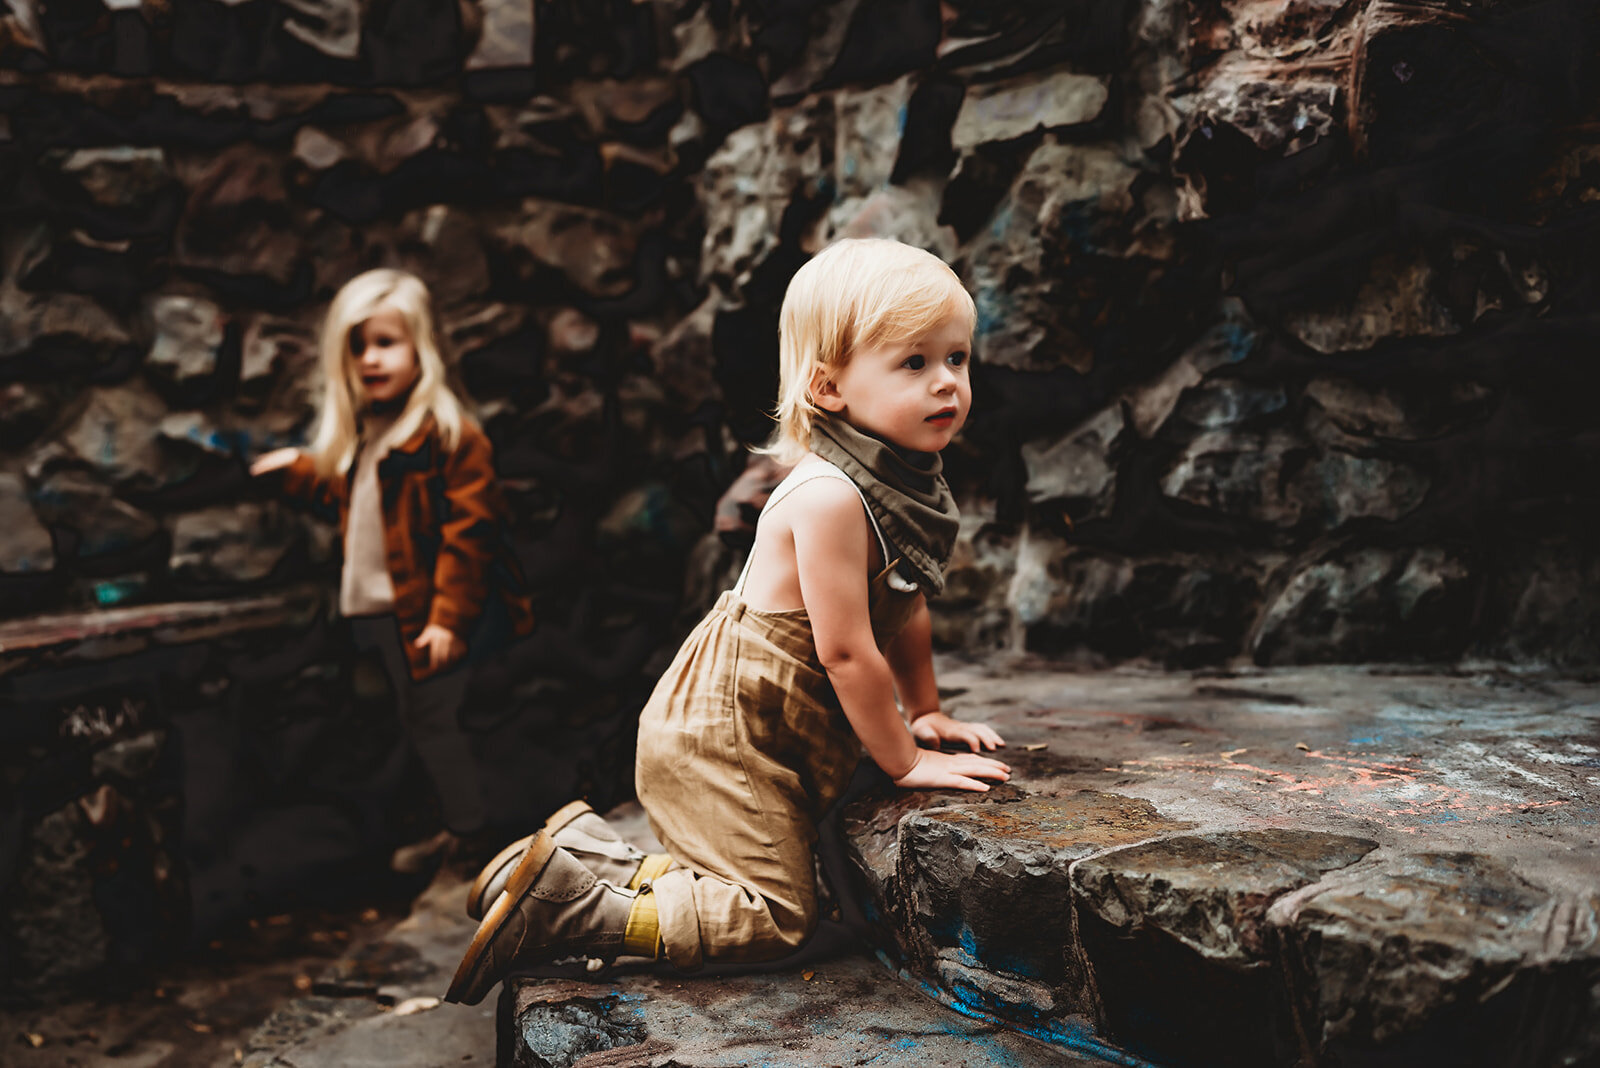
left=635, top=460, right=921, bottom=970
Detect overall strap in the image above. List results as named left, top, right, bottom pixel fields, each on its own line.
left=732, top=460, right=892, bottom=595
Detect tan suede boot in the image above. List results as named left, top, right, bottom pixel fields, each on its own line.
left=445, top=833, right=658, bottom=1006
left=466, top=800, right=671, bottom=920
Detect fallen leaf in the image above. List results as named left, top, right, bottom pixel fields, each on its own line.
left=1295, top=742, right=1310, bottom=751
left=1180, top=741, right=1193, bottom=747
left=1022, top=743, right=1047, bottom=752
left=186, top=1021, right=213, bottom=1034
left=393, top=996, right=441, bottom=1016
left=1221, top=748, right=1248, bottom=761
left=360, top=908, right=380, bottom=923
left=23, top=1032, right=45, bottom=1048
left=801, top=970, right=814, bottom=981
left=235, top=1049, right=244, bottom=1063
left=293, top=974, right=313, bottom=992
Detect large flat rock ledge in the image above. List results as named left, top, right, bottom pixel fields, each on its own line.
left=841, top=665, right=1600, bottom=1067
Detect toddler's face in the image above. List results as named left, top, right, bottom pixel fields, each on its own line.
left=352, top=307, right=420, bottom=405
left=819, top=313, right=972, bottom=453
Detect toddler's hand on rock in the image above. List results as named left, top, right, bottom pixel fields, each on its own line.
left=892, top=747, right=1010, bottom=792
left=911, top=711, right=1006, bottom=752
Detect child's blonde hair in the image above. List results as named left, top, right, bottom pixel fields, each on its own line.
left=762, top=238, right=975, bottom=464
left=306, top=268, right=468, bottom=478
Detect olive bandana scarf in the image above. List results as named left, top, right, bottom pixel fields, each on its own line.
left=809, top=411, right=960, bottom=594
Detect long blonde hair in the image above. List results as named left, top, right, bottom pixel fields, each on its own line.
left=306, top=268, right=467, bottom=478
left=760, top=238, right=975, bottom=464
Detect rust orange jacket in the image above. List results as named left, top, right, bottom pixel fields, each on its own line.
left=279, top=415, right=534, bottom=680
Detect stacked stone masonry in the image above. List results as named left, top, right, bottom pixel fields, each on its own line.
left=0, top=0, right=1595, bottom=669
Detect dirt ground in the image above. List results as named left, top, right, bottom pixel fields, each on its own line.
left=1, top=898, right=413, bottom=1068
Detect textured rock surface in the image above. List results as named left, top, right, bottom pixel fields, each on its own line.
left=840, top=662, right=1600, bottom=1066
left=0, top=0, right=1594, bottom=670
left=508, top=956, right=1117, bottom=1068
left=1075, top=829, right=1378, bottom=1065
left=0, top=471, right=56, bottom=576
left=1274, top=851, right=1598, bottom=1066
left=168, top=503, right=296, bottom=586
left=1252, top=547, right=1473, bottom=664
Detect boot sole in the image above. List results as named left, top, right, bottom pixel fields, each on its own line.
left=465, top=836, right=533, bottom=921
left=446, top=830, right=559, bottom=1005
left=465, top=800, right=597, bottom=920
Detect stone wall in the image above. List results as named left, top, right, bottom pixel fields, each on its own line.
left=2, top=0, right=1598, bottom=679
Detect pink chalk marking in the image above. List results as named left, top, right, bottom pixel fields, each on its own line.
left=1113, top=748, right=1573, bottom=832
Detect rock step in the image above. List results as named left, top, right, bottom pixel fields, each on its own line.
left=0, top=588, right=319, bottom=657
left=501, top=801, right=1144, bottom=1066
left=836, top=665, right=1600, bottom=1068
left=506, top=954, right=1135, bottom=1068
left=505, top=668, right=1600, bottom=1067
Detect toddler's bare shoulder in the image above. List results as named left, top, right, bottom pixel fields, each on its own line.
left=783, top=475, right=867, bottom=536
left=785, top=471, right=861, bottom=508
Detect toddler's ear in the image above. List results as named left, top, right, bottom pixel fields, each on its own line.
left=810, top=366, right=846, bottom=412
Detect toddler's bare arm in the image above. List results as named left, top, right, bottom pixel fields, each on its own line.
left=793, top=481, right=1008, bottom=792
left=885, top=598, right=1006, bottom=753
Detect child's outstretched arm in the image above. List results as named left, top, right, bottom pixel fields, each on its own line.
left=794, top=480, right=1010, bottom=793
left=885, top=595, right=1006, bottom=753
left=250, top=448, right=333, bottom=512
left=249, top=448, right=301, bottom=476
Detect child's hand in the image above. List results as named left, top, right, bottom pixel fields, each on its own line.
left=414, top=623, right=467, bottom=672
left=250, top=447, right=301, bottom=476
left=891, top=747, right=1010, bottom=792
left=911, top=711, right=1005, bottom=753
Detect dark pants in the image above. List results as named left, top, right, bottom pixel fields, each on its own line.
left=348, top=615, right=486, bottom=835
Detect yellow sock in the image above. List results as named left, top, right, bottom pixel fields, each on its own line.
left=628, top=853, right=674, bottom=890
left=623, top=890, right=661, bottom=958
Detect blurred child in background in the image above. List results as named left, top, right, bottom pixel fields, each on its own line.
left=253, top=268, right=533, bottom=871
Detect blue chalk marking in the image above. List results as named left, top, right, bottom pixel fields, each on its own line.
left=988, top=204, right=1013, bottom=241
left=1348, top=735, right=1382, bottom=746
left=93, top=579, right=140, bottom=606
left=1219, top=322, right=1256, bottom=361
left=973, top=287, right=1010, bottom=340
left=871, top=950, right=1158, bottom=1068
left=946, top=922, right=1043, bottom=980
